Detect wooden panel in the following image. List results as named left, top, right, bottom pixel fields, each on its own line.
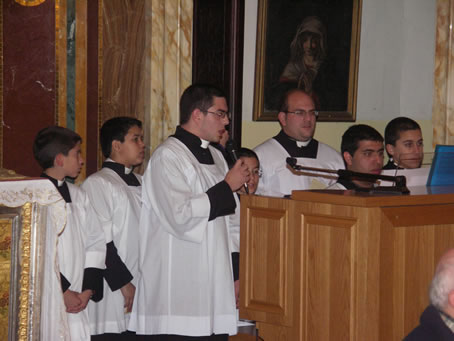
left=382, top=219, right=454, bottom=339
left=382, top=204, right=454, bottom=226
left=379, top=203, right=454, bottom=340
left=291, top=188, right=454, bottom=207
left=243, top=206, right=292, bottom=326
left=303, top=214, right=356, bottom=341
left=240, top=192, right=454, bottom=341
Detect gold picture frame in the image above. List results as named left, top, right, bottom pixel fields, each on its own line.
left=0, top=203, right=46, bottom=341
left=253, top=0, right=362, bottom=122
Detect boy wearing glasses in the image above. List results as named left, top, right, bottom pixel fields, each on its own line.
left=254, top=88, right=344, bottom=197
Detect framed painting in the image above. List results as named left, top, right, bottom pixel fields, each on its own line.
left=253, top=0, right=362, bottom=121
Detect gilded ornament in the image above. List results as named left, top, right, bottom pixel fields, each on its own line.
left=0, top=168, right=25, bottom=180
left=17, top=203, right=31, bottom=341
left=14, top=0, right=46, bottom=6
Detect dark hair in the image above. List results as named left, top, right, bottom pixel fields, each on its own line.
left=278, top=88, right=311, bottom=113
left=33, top=126, right=82, bottom=170
left=341, top=124, right=384, bottom=156
left=384, top=117, right=421, bottom=148
left=237, top=148, right=260, bottom=166
left=179, top=84, right=226, bottom=124
left=100, top=117, right=142, bottom=158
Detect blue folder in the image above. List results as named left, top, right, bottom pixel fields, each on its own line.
left=426, top=145, right=454, bottom=186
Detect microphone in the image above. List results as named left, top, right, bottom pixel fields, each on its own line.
left=225, top=140, right=249, bottom=194
left=286, top=157, right=409, bottom=194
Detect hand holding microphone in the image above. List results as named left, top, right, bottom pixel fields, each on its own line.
left=225, top=140, right=250, bottom=193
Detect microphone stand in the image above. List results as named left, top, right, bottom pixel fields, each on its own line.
left=286, top=157, right=410, bottom=195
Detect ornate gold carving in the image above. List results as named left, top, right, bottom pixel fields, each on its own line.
left=0, top=218, right=12, bottom=341
left=17, top=203, right=31, bottom=341
left=14, top=0, right=46, bottom=6
left=0, top=168, right=26, bottom=180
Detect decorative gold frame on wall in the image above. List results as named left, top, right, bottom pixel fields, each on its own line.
left=253, top=0, right=362, bottom=122
left=0, top=203, right=46, bottom=341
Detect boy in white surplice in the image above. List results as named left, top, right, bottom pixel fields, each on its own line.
left=82, top=117, right=145, bottom=340
left=33, top=126, right=106, bottom=341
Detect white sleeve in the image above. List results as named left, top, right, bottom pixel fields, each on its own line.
left=82, top=190, right=106, bottom=269
left=82, top=177, right=114, bottom=243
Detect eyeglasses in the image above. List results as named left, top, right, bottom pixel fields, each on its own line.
left=204, top=110, right=231, bottom=120
left=243, top=168, right=262, bottom=178
left=285, top=110, right=319, bottom=117
left=250, top=168, right=262, bottom=178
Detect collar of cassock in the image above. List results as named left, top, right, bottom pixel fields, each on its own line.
left=172, top=126, right=214, bottom=164
left=273, top=130, right=319, bottom=158
left=41, top=173, right=71, bottom=203
left=102, top=159, right=140, bottom=186
left=389, top=158, right=403, bottom=170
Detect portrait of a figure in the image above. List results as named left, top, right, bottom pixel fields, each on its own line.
left=255, top=0, right=361, bottom=121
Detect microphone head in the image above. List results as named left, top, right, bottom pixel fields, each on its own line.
left=225, top=139, right=238, bottom=162
left=225, top=139, right=236, bottom=153
left=286, top=157, right=297, bottom=168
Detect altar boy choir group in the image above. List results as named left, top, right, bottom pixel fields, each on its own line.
left=33, top=84, right=448, bottom=340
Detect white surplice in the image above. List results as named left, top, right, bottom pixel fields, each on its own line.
left=129, top=137, right=238, bottom=337
left=60, top=183, right=106, bottom=341
left=82, top=166, right=141, bottom=334
left=254, top=138, right=344, bottom=197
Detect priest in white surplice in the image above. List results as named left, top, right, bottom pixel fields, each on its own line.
left=129, top=84, right=250, bottom=340
left=254, top=89, right=344, bottom=197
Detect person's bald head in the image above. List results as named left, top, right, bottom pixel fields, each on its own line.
left=429, top=249, right=454, bottom=316
left=437, top=249, right=454, bottom=269
left=277, top=89, right=317, bottom=142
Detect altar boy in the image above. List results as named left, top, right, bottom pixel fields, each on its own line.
left=82, top=117, right=145, bottom=340
left=33, top=126, right=106, bottom=341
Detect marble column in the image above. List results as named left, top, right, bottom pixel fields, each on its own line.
left=147, top=0, right=192, bottom=156
left=433, top=0, right=454, bottom=145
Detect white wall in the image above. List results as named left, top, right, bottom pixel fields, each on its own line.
left=241, top=0, right=436, bottom=151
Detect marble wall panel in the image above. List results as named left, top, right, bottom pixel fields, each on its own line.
left=148, top=0, right=192, bottom=154
left=2, top=0, right=56, bottom=177
left=102, top=0, right=146, bottom=121
left=86, top=0, right=100, bottom=175
left=433, top=0, right=454, bottom=145
left=1, top=0, right=193, bottom=176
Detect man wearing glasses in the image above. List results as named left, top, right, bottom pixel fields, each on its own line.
left=254, top=88, right=344, bottom=197
left=129, top=84, right=249, bottom=340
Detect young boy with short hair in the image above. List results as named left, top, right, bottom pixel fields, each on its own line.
left=237, top=148, right=261, bottom=195
left=82, top=117, right=145, bottom=340
left=33, top=126, right=106, bottom=340
left=384, top=117, right=424, bottom=169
